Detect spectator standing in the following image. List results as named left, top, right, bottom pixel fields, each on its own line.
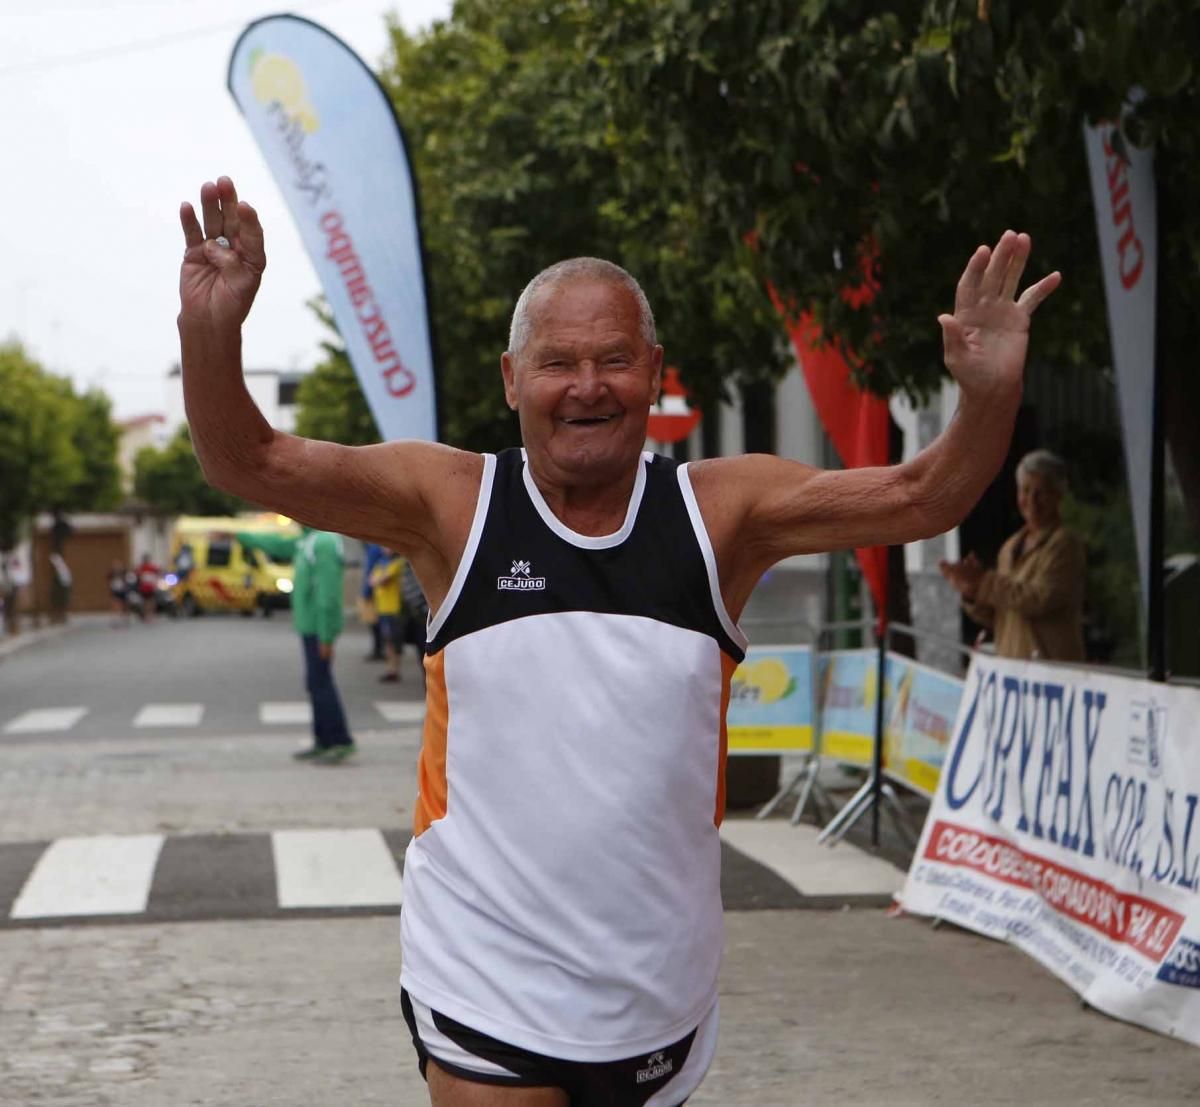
left=48, top=553, right=73, bottom=624
left=135, top=552, right=161, bottom=622
left=370, top=548, right=403, bottom=683
left=107, top=561, right=130, bottom=626
left=399, top=558, right=429, bottom=675
left=940, top=448, right=1085, bottom=661
left=292, top=527, right=356, bottom=764
left=360, top=541, right=386, bottom=661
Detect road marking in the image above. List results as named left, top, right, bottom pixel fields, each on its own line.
left=133, top=704, right=205, bottom=728
left=259, top=701, right=312, bottom=725
left=10, top=834, right=164, bottom=919
left=375, top=701, right=426, bottom=725
left=271, top=828, right=404, bottom=909
left=719, top=820, right=902, bottom=897
left=3, top=707, right=88, bottom=734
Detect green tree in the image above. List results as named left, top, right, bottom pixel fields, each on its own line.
left=134, top=426, right=244, bottom=516
left=42, top=377, right=122, bottom=513
left=373, top=0, right=789, bottom=449
left=0, top=342, right=92, bottom=551
left=293, top=298, right=380, bottom=446
left=582, top=0, right=1200, bottom=533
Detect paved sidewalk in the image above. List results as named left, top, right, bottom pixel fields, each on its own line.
left=2, top=628, right=1198, bottom=1103
left=4, top=910, right=1199, bottom=1106
left=0, top=620, right=79, bottom=662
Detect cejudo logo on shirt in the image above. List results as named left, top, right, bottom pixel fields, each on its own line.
left=498, top=559, right=546, bottom=592
left=636, top=1051, right=673, bottom=1084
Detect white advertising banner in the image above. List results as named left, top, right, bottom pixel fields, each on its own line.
left=229, top=15, right=438, bottom=442
left=1083, top=112, right=1156, bottom=608
left=901, top=654, right=1200, bottom=1047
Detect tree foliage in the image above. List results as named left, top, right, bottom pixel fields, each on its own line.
left=294, top=299, right=380, bottom=446
left=300, top=0, right=1198, bottom=539
left=0, top=342, right=121, bottom=550
left=582, top=0, right=1200, bottom=529
left=133, top=426, right=244, bottom=517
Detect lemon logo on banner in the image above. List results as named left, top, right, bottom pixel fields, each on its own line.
left=249, top=49, right=319, bottom=133
left=732, top=657, right=797, bottom=705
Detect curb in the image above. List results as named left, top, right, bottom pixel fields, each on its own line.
left=0, top=620, right=80, bottom=662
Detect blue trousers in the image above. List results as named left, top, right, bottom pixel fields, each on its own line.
left=301, top=635, right=352, bottom=748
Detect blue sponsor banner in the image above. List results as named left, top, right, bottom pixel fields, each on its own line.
left=727, top=646, right=813, bottom=753
left=229, top=16, right=438, bottom=443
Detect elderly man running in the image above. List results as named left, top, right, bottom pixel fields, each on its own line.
left=179, top=176, right=1059, bottom=1106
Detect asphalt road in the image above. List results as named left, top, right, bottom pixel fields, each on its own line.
left=0, top=612, right=425, bottom=744
left=3, top=616, right=1198, bottom=1104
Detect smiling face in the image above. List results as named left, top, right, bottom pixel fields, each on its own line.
left=501, top=277, right=663, bottom=488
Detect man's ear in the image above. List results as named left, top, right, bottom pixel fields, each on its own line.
left=648, top=345, right=664, bottom=405
left=500, top=352, right=519, bottom=411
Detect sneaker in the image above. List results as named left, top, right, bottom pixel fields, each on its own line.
left=314, top=743, right=357, bottom=765
left=379, top=672, right=399, bottom=683
left=292, top=745, right=323, bottom=761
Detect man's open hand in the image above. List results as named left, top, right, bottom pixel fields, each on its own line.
left=178, top=176, right=266, bottom=331
left=939, top=231, right=1061, bottom=398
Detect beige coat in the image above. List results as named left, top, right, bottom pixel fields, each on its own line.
left=963, top=524, right=1086, bottom=662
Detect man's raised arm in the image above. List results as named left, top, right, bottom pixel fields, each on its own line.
left=691, top=231, right=1060, bottom=609
left=176, top=176, right=473, bottom=555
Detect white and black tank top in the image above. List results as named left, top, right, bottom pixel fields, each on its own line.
left=401, top=446, right=746, bottom=1062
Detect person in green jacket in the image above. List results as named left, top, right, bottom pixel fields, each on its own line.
left=291, top=527, right=355, bottom=764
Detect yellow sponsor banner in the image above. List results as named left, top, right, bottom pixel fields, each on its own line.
left=818, top=728, right=874, bottom=768
left=727, top=724, right=814, bottom=753
left=726, top=646, right=813, bottom=756
left=882, top=656, right=964, bottom=797
left=899, top=757, right=943, bottom=796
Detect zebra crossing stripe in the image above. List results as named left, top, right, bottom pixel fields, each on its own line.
left=3, top=707, right=88, bottom=734
left=10, top=834, right=165, bottom=919
left=133, top=704, right=205, bottom=728
left=271, top=828, right=404, bottom=909
left=259, top=702, right=312, bottom=724
left=375, top=701, right=426, bottom=725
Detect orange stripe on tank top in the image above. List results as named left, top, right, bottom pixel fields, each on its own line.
left=715, top=651, right=739, bottom=827
left=413, top=650, right=449, bottom=837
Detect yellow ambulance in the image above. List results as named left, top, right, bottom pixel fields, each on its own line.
left=168, top=514, right=300, bottom=617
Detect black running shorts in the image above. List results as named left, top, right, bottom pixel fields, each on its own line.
left=401, top=988, right=718, bottom=1106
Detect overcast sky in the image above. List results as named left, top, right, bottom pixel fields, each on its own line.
left=0, top=0, right=451, bottom=419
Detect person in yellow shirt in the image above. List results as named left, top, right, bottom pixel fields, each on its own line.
left=370, top=548, right=403, bottom=683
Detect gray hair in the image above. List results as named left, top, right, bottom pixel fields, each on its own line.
left=507, top=258, right=656, bottom=357
left=1017, top=449, right=1069, bottom=495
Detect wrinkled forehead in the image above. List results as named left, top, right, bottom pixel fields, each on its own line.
left=523, top=278, right=645, bottom=346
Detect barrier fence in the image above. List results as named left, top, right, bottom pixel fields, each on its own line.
left=728, top=619, right=969, bottom=838
left=727, top=622, right=1200, bottom=1049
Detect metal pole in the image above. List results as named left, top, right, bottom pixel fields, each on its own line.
left=1148, top=173, right=1167, bottom=682
left=871, top=618, right=887, bottom=846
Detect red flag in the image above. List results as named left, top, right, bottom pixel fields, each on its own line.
left=769, top=274, right=890, bottom=618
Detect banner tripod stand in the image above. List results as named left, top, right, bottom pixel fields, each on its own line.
left=817, top=601, right=917, bottom=849
left=755, top=754, right=834, bottom=825
left=816, top=774, right=915, bottom=847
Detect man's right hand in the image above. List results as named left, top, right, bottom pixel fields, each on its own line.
left=178, top=176, right=266, bottom=331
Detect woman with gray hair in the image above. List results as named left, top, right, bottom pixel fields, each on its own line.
left=940, top=449, right=1086, bottom=661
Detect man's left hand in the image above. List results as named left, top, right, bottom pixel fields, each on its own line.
left=319, top=642, right=334, bottom=662
left=938, top=231, right=1061, bottom=399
